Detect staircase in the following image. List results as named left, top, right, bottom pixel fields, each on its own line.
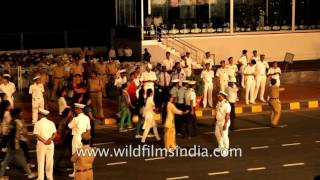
left=142, top=28, right=208, bottom=64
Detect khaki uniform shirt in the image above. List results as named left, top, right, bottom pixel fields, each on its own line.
left=88, top=78, right=103, bottom=92
left=52, top=65, right=67, bottom=78
left=70, top=63, right=84, bottom=76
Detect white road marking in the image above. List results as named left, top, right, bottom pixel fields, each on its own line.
left=208, top=171, right=230, bottom=176
left=281, top=143, right=301, bottom=147
left=145, top=157, right=165, bottom=161
left=283, top=162, right=305, bottom=167
left=166, top=176, right=189, bottom=180
left=203, top=132, right=214, bottom=135
left=234, top=127, right=271, bottom=132
left=204, top=125, right=288, bottom=134
left=94, top=142, right=115, bottom=146
left=106, top=161, right=127, bottom=166
left=250, top=146, right=269, bottom=150
left=247, top=167, right=266, bottom=171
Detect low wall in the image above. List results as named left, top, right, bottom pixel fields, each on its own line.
left=181, top=31, right=320, bottom=63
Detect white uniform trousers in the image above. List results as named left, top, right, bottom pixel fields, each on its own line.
left=215, top=121, right=230, bottom=149
left=203, top=82, right=213, bottom=108
left=7, top=97, right=14, bottom=108
left=254, top=75, right=267, bottom=101
left=245, top=77, right=256, bottom=104
left=32, top=98, right=45, bottom=123
left=240, top=65, right=246, bottom=88
left=219, top=80, right=228, bottom=93
left=72, top=135, right=82, bottom=154
left=36, top=143, right=54, bottom=180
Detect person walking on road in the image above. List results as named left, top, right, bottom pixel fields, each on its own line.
left=141, top=89, right=161, bottom=143
left=268, top=79, right=285, bottom=127
left=164, top=94, right=187, bottom=151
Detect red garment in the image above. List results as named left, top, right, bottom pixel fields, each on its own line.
left=127, top=81, right=136, bottom=102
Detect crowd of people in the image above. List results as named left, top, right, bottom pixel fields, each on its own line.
left=0, top=47, right=284, bottom=179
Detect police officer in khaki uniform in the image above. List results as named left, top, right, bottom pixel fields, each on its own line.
left=268, top=79, right=285, bottom=127
left=52, top=60, right=67, bottom=99
left=70, top=56, right=84, bottom=77
left=95, top=58, right=108, bottom=97
left=71, top=131, right=95, bottom=180
left=88, top=71, right=104, bottom=119
left=106, top=59, right=118, bottom=96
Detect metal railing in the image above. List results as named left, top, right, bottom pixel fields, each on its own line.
left=155, top=27, right=212, bottom=64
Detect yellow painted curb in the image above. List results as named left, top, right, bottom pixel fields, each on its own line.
left=252, top=105, right=262, bottom=113
left=290, top=102, right=301, bottom=110
left=308, top=100, right=319, bottom=108
left=195, top=110, right=203, bottom=117
left=235, top=107, right=243, bottom=114
left=104, top=118, right=117, bottom=125
left=211, top=110, right=216, bottom=117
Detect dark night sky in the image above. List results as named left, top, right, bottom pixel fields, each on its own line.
left=0, top=1, right=115, bottom=33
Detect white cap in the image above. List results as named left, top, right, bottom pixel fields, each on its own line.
left=119, top=69, right=126, bottom=74
left=38, top=108, right=50, bottom=115
left=217, top=91, right=228, bottom=97
left=3, top=74, right=11, bottom=78
left=33, top=75, right=40, bottom=80
left=147, top=63, right=152, bottom=69
left=261, top=52, right=266, bottom=56
left=188, top=81, right=196, bottom=85
left=171, top=79, right=179, bottom=83
left=74, top=103, right=86, bottom=109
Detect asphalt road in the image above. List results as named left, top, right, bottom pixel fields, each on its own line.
left=3, top=109, right=320, bottom=180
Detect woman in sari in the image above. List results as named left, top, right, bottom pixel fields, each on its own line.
left=164, top=94, right=187, bottom=151
left=141, top=89, right=161, bottom=143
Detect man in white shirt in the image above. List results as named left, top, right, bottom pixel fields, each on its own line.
left=180, top=55, right=192, bottom=77
left=226, top=57, right=238, bottom=82
left=238, top=49, right=248, bottom=88
left=244, top=60, right=257, bottom=104
left=267, top=61, right=281, bottom=86
left=68, top=103, right=91, bottom=177
left=186, top=52, right=196, bottom=71
left=162, top=52, right=175, bottom=71
left=140, top=63, right=157, bottom=94
left=226, top=81, right=239, bottom=131
left=29, top=75, right=45, bottom=124
left=202, top=52, right=214, bottom=69
left=214, top=91, right=231, bottom=150
left=216, top=60, right=229, bottom=93
left=33, top=109, right=57, bottom=180
left=201, top=63, right=215, bottom=108
left=254, top=53, right=269, bottom=102
left=158, top=66, right=171, bottom=104
left=251, top=50, right=260, bottom=61
left=169, top=79, right=179, bottom=98
left=172, top=67, right=186, bottom=87
left=0, top=74, right=16, bottom=107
